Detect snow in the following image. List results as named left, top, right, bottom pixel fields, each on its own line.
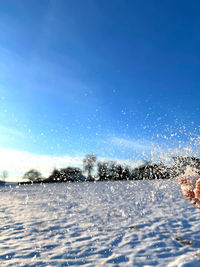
left=180, top=167, right=200, bottom=188
left=0, top=179, right=200, bottom=266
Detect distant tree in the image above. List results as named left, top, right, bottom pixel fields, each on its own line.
left=110, top=163, right=122, bottom=180
left=153, top=163, right=170, bottom=179
left=48, top=168, right=61, bottom=182
left=97, top=161, right=131, bottom=181
left=47, top=167, right=84, bottom=182
left=122, top=166, right=131, bottom=180
left=97, top=161, right=110, bottom=181
left=23, top=169, right=42, bottom=182
left=131, top=161, right=170, bottom=180
left=108, top=161, right=117, bottom=180
left=1, top=170, right=8, bottom=181
left=59, top=167, right=83, bottom=182
left=83, top=154, right=97, bottom=179
left=110, top=163, right=131, bottom=180
left=172, top=156, right=200, bottom=177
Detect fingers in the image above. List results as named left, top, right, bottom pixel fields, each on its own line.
left=182, top=189, right=195, bottom=201
left=178, top=176, right=200, bottom=209
left=178, top=177, right=195, bottom=200
left=194, top=179, right=200, bottom=199
left=178, top=177, right=188, bottom=185
left=192, top=199, right=200, bottom=209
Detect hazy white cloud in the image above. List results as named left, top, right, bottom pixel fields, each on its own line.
left=0, top=147, right=84, bottom=182
left=111, top=137, right=154, bottom=151
left=109, top=137, right=176, bottom=165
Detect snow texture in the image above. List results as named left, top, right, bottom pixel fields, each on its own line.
left=0, top=179, right=200, bottom=266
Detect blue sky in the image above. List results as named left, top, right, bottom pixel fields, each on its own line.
left=0, top=0, right=200, bottom=179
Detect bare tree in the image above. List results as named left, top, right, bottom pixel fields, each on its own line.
left=23, top=169, right=42, bottom=182
left=83, top=154, right=97, bottom=179
left=1, top=170, right=8, bottom=181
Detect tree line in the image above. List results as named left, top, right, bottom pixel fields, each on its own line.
left=19, top=154, right=200, bottom=184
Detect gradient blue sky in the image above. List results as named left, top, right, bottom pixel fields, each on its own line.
left=0, top=0, right=200, bottom=178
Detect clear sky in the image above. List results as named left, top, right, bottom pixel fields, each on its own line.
left=0, top=0, right=200, bottom=180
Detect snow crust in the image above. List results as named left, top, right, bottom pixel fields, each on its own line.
left=180, top=166, right=200, bottom=187
left=0, top=180, right=200, bottom=266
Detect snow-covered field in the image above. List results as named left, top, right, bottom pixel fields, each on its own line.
left=0, top=179, right=200, bottom=266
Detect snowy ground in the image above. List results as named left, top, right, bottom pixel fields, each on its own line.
left=0, top=179, right=200, bottom=266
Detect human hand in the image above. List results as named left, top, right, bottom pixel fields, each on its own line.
left=178, top=168, right=200, bottom=209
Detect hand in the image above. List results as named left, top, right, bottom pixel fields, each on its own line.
left=178, top=174, right=200, bottom=209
